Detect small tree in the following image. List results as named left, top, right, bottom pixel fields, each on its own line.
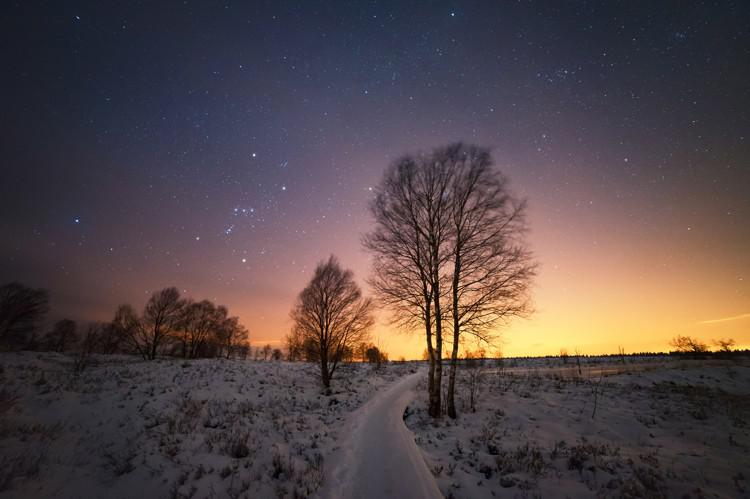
left=44, top=319, right=78, bottom=352
left=262, top=344, right=272, bottom=361
left=217, top=315, right=248, bottom=359
left=178, top=300, right=219, bottom=358
left=289, top=255, right=374, bottom=390
left=669, top=335, right=708, bottom=355
left=73, top=323, right=101, bottom=375
left=559, top=348, right=569, bottom=365
left=96, top=322, right=126, bottom=354
left=0, top=282, right=49, bottom=350
left=462, top=350, right=485, bottom=413
left=271, top=348, right=283, bottom=361
left=114, top=287, right=185, bottom=360
left=713, top=338, right=735, bottom=353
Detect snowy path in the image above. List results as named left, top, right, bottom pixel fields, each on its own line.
left=319, top=369, right=442, bottom=499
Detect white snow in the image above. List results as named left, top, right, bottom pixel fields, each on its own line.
left=320, top=369, right=442, bottom=499
left=405, top=357, right=750, bottom=498
left=5, top=352, right=748, bottom=499
left=0, top=352, right=413, bottom=498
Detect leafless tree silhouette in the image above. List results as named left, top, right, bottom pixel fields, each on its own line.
left=669, top=335, right=708, bottom=355
left=113, top=287, right=185, bottom=360
left=216, top=314, right=248, bottom=359
left=441, top=143, right=535, bottom=418
left=0, top=282, right=49, bottom=349
left=289, top=255, right=373, bottom=390
left=178, top=300, right=221, bottom=358
left=43, top=319, right=78, bottom=352
left=365, top=143, right=535, bottom=418
left=364, top=153, right=453, bottom=417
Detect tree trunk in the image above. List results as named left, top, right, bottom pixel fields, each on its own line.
left=447, top=253, right=461, bottom=419
left=320, top=343, right=331, bottom=390
left=431, top=284, right=443, bottom=417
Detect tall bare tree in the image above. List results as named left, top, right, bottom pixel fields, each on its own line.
left=439, top=143, right=535, bottom=418
left=365, top=143, right=535, bottom=418
left=290, top=255, right=374, bottom=390
left=0, top=282, right=49, bottom=350
left=364, top=153, right=453, bottom=417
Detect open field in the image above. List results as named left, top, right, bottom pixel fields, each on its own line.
left=406, top=357, right=750, bottom=498
left=0, top=352, right=413, bottom=499
left=3, top=353, right=749, bottom=499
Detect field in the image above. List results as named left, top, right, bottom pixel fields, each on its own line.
left=2, top=353, right=749, bottom=498
left=406, top=357, right=750, bottom=498
left=0, top=352, right=412, bottom=499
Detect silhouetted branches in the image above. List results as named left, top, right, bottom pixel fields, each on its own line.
left=0, top=282, right=49, bottom=350
left=288, top=255, right=374, bottom=390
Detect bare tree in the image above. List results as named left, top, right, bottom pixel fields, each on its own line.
left=262, top=343, right=272, bottom=361
left=712, top=338, right=735, bottom=353
left=114, top=287, right=185, bottom=360
left=365, top=143, right=535, bottom=418
left=364, top=154, right=453, bottom=417
left=441, top=143, right=536, bottom=418
left=290, top=255, right=374, bottom=390
left=96, top=322, right=126, bottom=354
left=0, top=282, right=49, bottom=350
left=271, top=348, right=283, bottom=361
left=669, top=335, right=709, bottom=355
left=178, top=300, right=220, bottom=358
left=560, top=348, right=569, bottom=364
left=111, top=304, right=142, bottom=356
left=216, top=314, right=248, bottom=359
left=43, top=319, right=78, bottom=352
left=72, top=323, right=102, bottom=375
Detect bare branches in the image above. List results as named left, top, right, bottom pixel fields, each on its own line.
left=0, top=282, right=49, bottom=349
left=364, top=142, right=536, bottom=419
left=289, top=255, right=374, bottom=389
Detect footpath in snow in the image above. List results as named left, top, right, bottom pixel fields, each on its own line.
left=320, top=369, right=442, bottom=499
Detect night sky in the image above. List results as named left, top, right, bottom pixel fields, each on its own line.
left=2, top=1, right=749, bottom=358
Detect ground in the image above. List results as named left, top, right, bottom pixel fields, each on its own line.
left=4, top=353, right=749, bottom=499
left=0, top=352, right=411, bottom=499
left=405, top=357, right=750, bottom=499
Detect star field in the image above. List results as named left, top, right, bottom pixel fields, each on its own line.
left=1, top=1, right=748, bottom=356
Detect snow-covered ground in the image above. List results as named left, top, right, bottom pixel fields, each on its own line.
left=405, top=358, right=750, bottom=498
left=320, top=369, right=441, bottom=499
left=0, top=352, right=413, bottom=499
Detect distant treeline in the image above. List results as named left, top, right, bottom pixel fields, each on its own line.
left=0, top=281, right=250, bottom=360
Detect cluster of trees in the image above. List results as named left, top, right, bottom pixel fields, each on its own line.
left=0, top=282, right=250, bottom=360
left=669, top=335, right=736, bottom=355
left=364, top=143, right=537, bottom=418
left=111, top=287, right=249, bottom=360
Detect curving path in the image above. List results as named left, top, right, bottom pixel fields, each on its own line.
left=319, top=370, right=442, bottom=499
